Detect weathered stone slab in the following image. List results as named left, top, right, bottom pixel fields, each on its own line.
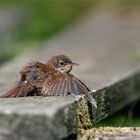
left=80, top=127, right=140, bottom=140
left=0, top=96, right=77, bottom=140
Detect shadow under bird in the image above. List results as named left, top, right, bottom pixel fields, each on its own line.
left=1, top=55, right=97, bottom=108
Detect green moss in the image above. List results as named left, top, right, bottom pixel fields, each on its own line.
left=0, top=0, right=96, bottom=41
left=77, top=99, right=92, bottom=134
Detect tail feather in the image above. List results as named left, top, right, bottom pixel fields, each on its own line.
left=0, top=86, right=25, bottom=97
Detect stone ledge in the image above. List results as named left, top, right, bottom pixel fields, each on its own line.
left=0, top=70, right=139, bottom=140
left=80, top=127, right=140, bottom=140
left=0, top=97, right=77, bottom=140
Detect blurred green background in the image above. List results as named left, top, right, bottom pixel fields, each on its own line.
left=0, top=0, right=95, bottom=63
left=0, top=0, right=140, bottom=127
left=0, top=0, right=140, bottom=63
left=95, top=101, right=140, bottom=127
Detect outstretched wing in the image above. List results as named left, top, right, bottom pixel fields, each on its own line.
left=42, top=73, right=97, bottom=108
left=70, top=75, right=97, bottom=108
left=1, top=61, right=47, bottom=97
left=42, top=73, right=69, bottom=96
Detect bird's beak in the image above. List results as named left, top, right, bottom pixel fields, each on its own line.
left=65, top=62, right=79, bottom=67
left=64, top=62, right=79, bottom=73
left=71, top=62, right=79, bottom=66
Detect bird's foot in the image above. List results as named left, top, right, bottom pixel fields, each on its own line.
left=69, top=93, right=85, bottom=101
left=89, top=89, right=96, bottom=93
left=75, top=95, right=85, bottom=101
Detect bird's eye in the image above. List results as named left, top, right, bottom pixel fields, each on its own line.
left=59, top=61, right=64, bottom=66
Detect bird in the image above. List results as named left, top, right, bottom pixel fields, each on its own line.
left=0, top=61, right=48, bottom=97
left=1, top=55, right=97, bottom=108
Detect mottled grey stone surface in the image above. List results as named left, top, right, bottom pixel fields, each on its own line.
left=0, top=97, right=77, bottom=140
left=80, top=127, right=140, bottom=140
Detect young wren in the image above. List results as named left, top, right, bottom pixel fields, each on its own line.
left=1, top=55, right=97, bottom=108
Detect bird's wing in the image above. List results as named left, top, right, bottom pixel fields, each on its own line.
left=70, top=75, right=97, bottom=108
left=42, top=73, right=89, bottom=96
left=42, top=73, right=69, bottom=96
left=42, top=73, right=97, bottom=108
left=1, top=61, right=47, bottom=97
left=68, top=74, right=90, bottom=94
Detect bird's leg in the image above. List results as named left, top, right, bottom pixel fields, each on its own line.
left=68, top=92, right=85, bottom=101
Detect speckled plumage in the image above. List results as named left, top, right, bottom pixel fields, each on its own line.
left=1, top=55, right=97, bottom=108
left=1, top=61, right=48, bottom=97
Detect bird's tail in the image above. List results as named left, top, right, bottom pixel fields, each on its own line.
left=0, top=86, right=21, bottom=97
left=0, top=82, right=33, bottom=98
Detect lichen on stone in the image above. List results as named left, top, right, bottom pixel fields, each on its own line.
left=76, top=99, right=92, bottom=134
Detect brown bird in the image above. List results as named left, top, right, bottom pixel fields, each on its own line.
left=0, top=61, right=48, bottom=97
left=1, top=55, right=97, bottom=108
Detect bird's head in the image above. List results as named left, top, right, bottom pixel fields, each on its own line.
left=47, top=55, right=79, bottom=74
